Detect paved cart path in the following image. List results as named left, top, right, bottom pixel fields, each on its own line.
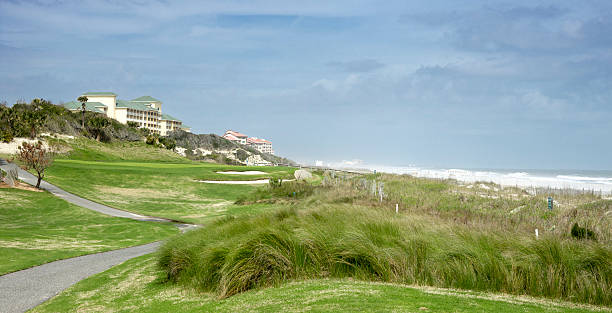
left=0, top=158, right=198, bottom=312
left=0, top=242, right=160, bottom=313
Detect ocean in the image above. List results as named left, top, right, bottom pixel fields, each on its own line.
left=368, top=165, right=612, bottom=195
left=318, top=160, right=612, bottom=195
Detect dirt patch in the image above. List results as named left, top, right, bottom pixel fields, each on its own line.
left=0, top=182, right=43, bottom=192
left=0, top=238, right=111, bottom=251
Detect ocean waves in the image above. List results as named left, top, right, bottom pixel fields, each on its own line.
left=368, top=165, right=612, bottom=195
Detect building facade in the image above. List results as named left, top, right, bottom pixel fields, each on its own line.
left=247, top=137, right=274, bottom=155
left=64, top=92, right=191, bottom=135
left=222, top=130, right=248, bottom=144
left=223, top=130, right=274, bottom=155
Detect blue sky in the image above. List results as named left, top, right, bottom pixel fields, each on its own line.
left=1, top=1, right=611, bottom=170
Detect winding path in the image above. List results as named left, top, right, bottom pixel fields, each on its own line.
left=0, top=159, right=193, bottom=228
left=0, top=243, right=160, bottom=313
left=0, top=159, right=197, bottom=312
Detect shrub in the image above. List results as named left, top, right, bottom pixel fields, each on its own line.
left=236, top=149, right=249, bottom=161
left=269, top=177, right=283, bottom=188
left=87, top=116, right=111, bottom=142
left=159, top=137, right=176, bottom=150
left=0, top=132, right=13, bottom=143
left=236, top=181, right=314, bottom=204
left=571, top=223, right=597, bottom=241
left=146, top=134, right=160, bottom=146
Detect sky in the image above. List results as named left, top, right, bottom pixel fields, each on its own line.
left=1, top=0, right=611, bottom=170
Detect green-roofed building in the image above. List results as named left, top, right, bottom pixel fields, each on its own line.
left=131, top=96, right=161, bottom=103
left=66, top=92, right=190, bottom=136
left=63, top=101, right=107, bottom=113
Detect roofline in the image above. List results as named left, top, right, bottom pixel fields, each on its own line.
left=82, top=93, right=117, bottom=96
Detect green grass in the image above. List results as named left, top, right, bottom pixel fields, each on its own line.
left=32, top=254, right=605, bottom=313
left=52, top=137, right=190, bottom=163
left=0, top=188, right=178, bottom=275
left=43, top=158, right=296, bottom=224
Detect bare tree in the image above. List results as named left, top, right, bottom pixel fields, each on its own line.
left=17, top=141, right=53, bottom=189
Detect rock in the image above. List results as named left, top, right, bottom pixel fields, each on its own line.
left=294, top=169, right=312, bottom=180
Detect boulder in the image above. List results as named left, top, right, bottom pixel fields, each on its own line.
left=294, top=169, right=312, bottom=181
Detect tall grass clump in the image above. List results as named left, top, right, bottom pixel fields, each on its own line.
left=158, top=204, right=612, bottom=305
left=235, top=181, right=315, bottom=204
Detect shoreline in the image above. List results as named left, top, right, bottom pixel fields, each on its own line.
left=301, top=164, right=612, bottom=196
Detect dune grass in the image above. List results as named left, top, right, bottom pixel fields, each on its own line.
left=159, top=176, right=612, bottom=306
left=378, top=174, right=611, bottom=243
left=31, top=254, right=605, bottom=313
left=0, top=188, right=177, bottom=275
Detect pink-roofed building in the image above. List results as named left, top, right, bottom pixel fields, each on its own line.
left=223, top=130, right=274, bottom=155
left=247, top=137, right=274, bottom=155
left=223, top=130, right=248, bottom=144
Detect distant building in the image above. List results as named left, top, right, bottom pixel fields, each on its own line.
left=64, top=92, right=190, bottom=136
left=247, top=137, right=274, bottom=155
left=223, top=130, right=248, bottom=145
left=222, top=130, right=274, bottom=155
left=160, top=114, right=186, bottom=135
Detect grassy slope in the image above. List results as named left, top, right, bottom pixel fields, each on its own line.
left=31, top=254, right=604, bottom=313
left=158, top=174, right=612, bottom=306
left=42, top=138, right=296, bottom=224
left=0, top=188, right=177, bottom=275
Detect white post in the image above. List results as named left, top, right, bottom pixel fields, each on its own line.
left=535, top=229, right=539, bottom=239
left=395, top=203, right=398, bottom=213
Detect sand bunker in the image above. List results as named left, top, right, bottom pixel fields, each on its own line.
left=216, top=171, right=266, bottom=175
left=198, top=179, right=293, bottom=184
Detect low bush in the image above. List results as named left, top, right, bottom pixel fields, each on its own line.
left=571, top=223, right=597, bottom=240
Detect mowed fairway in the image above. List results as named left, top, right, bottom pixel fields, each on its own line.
left=0, top=188, right=177, bottom=275
left=44, top=159, right=296, bottom=224
left=31, top=254, right=603, bottom=313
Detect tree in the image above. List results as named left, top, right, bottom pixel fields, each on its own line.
left=21, top=109, right=46, bottom=139
left=77, top=96, right=88, bottom=128
left=17, top=141, right=53, bottom=189
left=0, top=107, right=23, bottom=142
left=87, top=116, right=110, bottom=142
